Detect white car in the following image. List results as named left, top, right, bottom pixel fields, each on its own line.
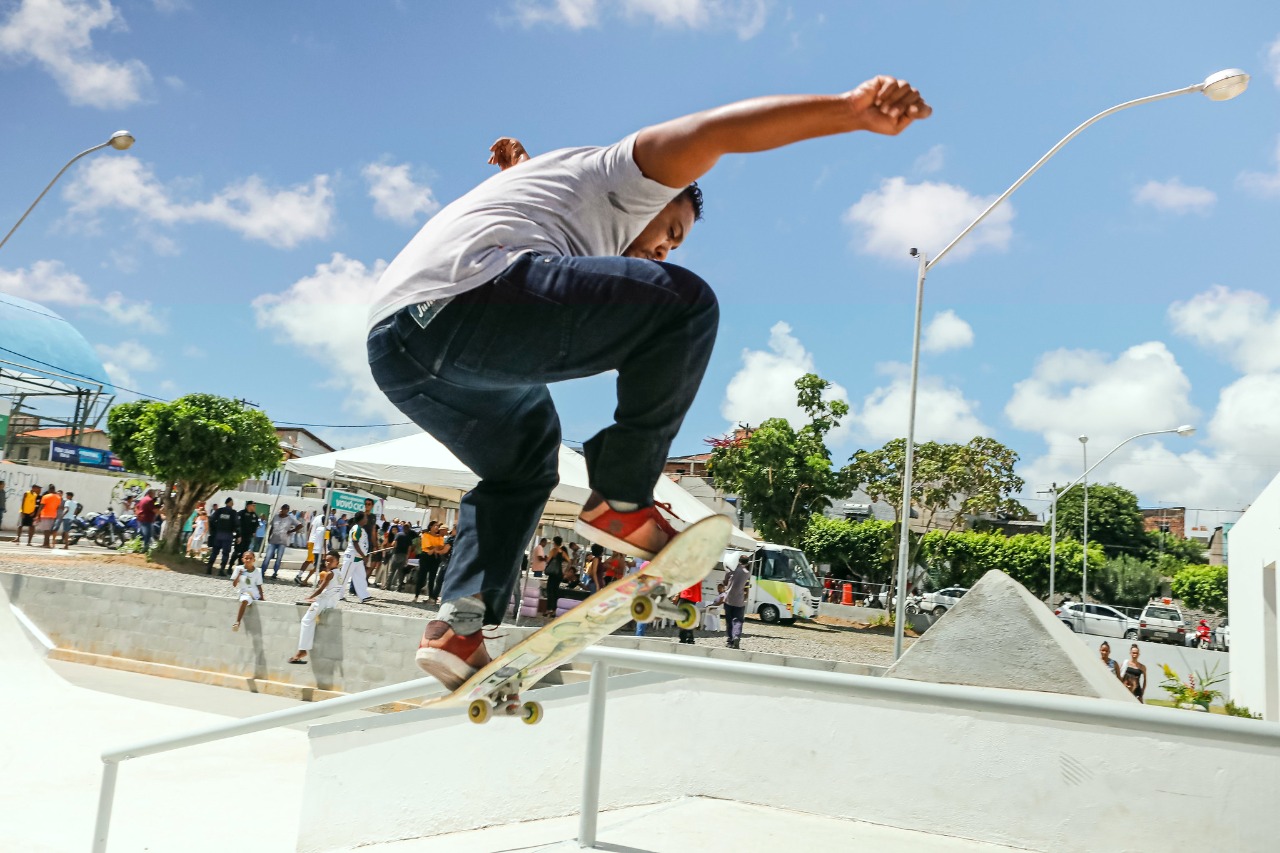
left=920, top=587, right=968, bottom=616
left=1056, top=602, right=1140, bottom=640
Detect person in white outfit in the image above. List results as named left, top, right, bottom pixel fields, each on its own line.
left=343, top=510, right=371, bottom=603
left=187, top=507, right=208, bottom=558
left=288, top=550, right=342, bottom=664
left=297, top=509, right=329, bottom=586
left=231, top=551, right=265, bottom=631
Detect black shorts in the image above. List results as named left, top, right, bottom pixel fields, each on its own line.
left=20, top=512, right=35, bottom=527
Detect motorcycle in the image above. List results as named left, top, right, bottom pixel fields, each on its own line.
left=65, top=514, right=97, bottom=546
left=1196, top=623, right=1213, bottom=650
left=904, top=594, right=925, bottom=616
left=90, top=510, right=137, bottom=548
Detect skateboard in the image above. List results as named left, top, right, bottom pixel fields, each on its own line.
left=420, top=515, right=732, bottom=724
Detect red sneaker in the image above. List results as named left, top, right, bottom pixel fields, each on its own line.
left=415, top=620, right=492, bottom=690
left=575, top=500, right=679, bottom=560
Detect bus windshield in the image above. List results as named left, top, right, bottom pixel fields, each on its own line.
left=759, top=548, right=821, bottom=591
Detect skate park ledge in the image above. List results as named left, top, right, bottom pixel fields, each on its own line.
left=1, top=572, right=884, bottom=704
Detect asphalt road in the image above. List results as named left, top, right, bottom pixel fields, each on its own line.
left=1070, top=631, right=1230, bottom=697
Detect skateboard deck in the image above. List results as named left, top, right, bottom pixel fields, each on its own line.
left=421, top=515, right=732, bottom=724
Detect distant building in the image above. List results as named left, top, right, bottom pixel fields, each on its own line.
left=1141, top=506, right=1186, bottom=539
left=9, top=427, right=111, bottom=468
left=242, top=427, right=336, bottom=495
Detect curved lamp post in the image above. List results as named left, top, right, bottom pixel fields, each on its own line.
left=0, top=130, right=136, bottom=253
left=891, top=69, right=1248, bottom=660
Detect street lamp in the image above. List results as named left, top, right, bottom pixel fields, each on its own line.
left=1042, top=425, right=1195, bottom=607
left=890, top=68, right=1248, bottom=660
left=1080, top=435, right=1089, bottom=603
left=0, top=130, right=136, bottom=253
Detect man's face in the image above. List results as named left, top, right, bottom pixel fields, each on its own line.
left=623, top=196, right=695, bottom=262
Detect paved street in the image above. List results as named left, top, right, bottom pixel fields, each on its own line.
left=1070, top=631, right=1230, bottom=697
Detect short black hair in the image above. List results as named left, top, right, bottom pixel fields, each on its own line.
left=679, top=182, right=704, bottom=221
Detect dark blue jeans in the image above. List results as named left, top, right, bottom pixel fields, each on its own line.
left=368, top=253, right=718, bottom=624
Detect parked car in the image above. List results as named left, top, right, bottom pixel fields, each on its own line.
left=1138, top=603, right=1186, bottom=645
left=920, top=587, right=968, bottom=616
left=1215, top=619, right=1230, bottom=651
left=1056, top=602, right=1140, bottom=639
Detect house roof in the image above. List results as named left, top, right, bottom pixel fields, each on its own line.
left=17, top=428, right=107, bottom=440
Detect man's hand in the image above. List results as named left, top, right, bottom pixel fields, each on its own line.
left=845, top=76, right=932, bottom=136
left=488, top=137, right=530, bottom=170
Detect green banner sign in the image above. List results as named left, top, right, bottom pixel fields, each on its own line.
left=328, top=490, right=381, bottom=516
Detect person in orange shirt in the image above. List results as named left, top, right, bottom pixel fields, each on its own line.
left=36, top=485, right=61, bottom=549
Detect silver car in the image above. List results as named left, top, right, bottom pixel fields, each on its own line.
left=1056, top=602, right=1140, bottom=640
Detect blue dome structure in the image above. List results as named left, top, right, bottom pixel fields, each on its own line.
left=0, top=292, right=111, bottom=391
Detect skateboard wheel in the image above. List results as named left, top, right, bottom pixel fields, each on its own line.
left=631, top=596, right=656, bottom=623
left=675, top=601, right=699, bottom=630
left=520, top=701, right=544, bottom=725
left=467, top=699, right=492, bottom=725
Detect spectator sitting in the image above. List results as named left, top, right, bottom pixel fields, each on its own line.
left=555, top=566, right=591, bottom=605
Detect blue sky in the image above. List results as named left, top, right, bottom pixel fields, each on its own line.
left=2, top=1, right=1278, bottom=532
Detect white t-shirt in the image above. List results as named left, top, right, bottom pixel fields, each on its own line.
left=367, top=133, right=682, bottom=331
left=343, top=526, right=366, bottom=563
left=232, top=565, right=264, bottom=598
left=310, top=515, right=328, bottom=548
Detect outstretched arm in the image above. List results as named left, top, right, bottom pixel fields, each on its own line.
left=633, top=76, right=932, bottom=188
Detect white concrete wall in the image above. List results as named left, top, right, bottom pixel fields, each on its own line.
left=0, top=464, right=165, bottom=529
left=299, top=678, right=1280, bottom=853
left=1227, top=469, right=1280, bottom=718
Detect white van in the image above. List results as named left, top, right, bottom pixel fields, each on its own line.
left=708, top=543, right=822, bottom=624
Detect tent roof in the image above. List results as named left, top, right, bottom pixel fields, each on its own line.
left=285, top=431, right=754, bottom=547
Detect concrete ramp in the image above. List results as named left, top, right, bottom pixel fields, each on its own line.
left=886, top=570, right=1136, bottom=701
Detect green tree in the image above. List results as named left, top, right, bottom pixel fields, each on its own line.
left=1053, top=483, right=1147, bottom=561
left=842, top=436, right=1026, bottom=591
left=802, top=516, right=894, bottom=581
left=1170, top=563, right=1229, bottom=613
left=708, top=374, right=849, bottom=546
left=999, top=534, right=1099, bottom=599
left=108, top=395, right=282, bottom=553
left=1091, top=554, right=1163, bottom=608
left=1146, top=530, right=1207, bottom=565
left=914, top=530, right=1102, bottom=599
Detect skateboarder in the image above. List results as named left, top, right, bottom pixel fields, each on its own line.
left=366, top=76, right=932, bottom=689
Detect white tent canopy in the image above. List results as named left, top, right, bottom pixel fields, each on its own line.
left=285, top=431, right=755, bottom=548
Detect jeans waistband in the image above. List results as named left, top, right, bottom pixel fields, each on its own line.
left=375, top=296, right=455, bottom=339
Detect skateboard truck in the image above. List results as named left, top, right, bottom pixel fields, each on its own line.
left=630, top=587, right=699, bottom=630
left=467, top=694, right=544, bottom=726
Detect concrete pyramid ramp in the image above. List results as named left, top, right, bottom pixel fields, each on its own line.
left=886, top=570, right=1136, bottom=701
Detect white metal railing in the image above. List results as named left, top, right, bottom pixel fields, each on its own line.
left=91, top=675, right=443, bottom=852
left=91, top=644, right=1280, bottom=852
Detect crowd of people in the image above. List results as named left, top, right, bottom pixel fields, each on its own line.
left=4, top=481, right=85, bottom=549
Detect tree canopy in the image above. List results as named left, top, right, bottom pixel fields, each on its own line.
left=708, top=374, right=849, bottom=546
left=108, top=395, right=281, bottom=551
left=802, top=516, right=895, bottom=581
left=1170, top=563, right=1229, bottom=613
left=1053, top=482, right=1148, bottom=561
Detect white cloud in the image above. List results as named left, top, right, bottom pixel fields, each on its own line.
left=96, top=339, right=153, bottom=372
left=921, top=309, right=973, bottom=354
left=1005, top=343, right=1197, bottom=460
left=1269, top=34, right=1280, bottom=88
left=855, top=365, right=988, bottom=445
left=100, top=291, right=163, bottom=332
left=1133, top=178, right=1216, bottom=214
left=843, top=177, right=1013, bottom=263
left=63, top=156, right=336, bottom=249
left=510, top=0, right=767, bottom=39
left=720, top=321, right=851, bottom=439
left=0, top=0, right=151, bottom=108
left=362, top=161, right=439, bottom=226
left=253, top=253, right=404, bottom=422
left=912, top=144, right=945, bottom=175
left=0, top=259, right=91, bottom=303
left=1168, top=285, right=1280, bottom=374
left=1237, top=135, right=1280, bottom=197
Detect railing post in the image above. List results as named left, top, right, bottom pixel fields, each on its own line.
left=577, top=660, right=609, bottom=848
left=92, top=759, right=119, bottom=853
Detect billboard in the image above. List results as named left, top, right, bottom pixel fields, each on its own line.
left=49, top=440, right=124, bottom=472
left=328, top=490, right=382, bottom=517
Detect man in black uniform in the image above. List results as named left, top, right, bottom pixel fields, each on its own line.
left=206, top=498, right=239, bottom=576
left=232, top=500, right=259, bottom=570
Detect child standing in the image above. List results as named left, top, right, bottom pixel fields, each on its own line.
left=231, top=551, right=265, bottom=631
